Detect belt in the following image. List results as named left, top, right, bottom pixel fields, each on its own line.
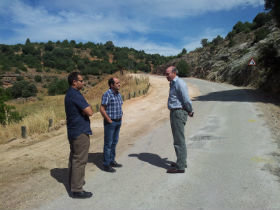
left=170, top=108, right=184, bottom=111
left=111, top=118, right=122, bottom=122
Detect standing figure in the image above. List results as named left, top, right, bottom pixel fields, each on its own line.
left=165, top=66, right=194, bottom=173
left=65, top=72, right=93, bottom=198
left=100, top=77, right=123, bottom=173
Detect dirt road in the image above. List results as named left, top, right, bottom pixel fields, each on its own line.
left=1, top=75, right=280, bottom=210
left=0, top=74, right=199, bottom=210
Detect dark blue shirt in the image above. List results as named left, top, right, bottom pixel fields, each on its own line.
left=65, top=87, right=92, bottom=141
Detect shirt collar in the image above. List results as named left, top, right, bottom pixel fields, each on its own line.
left=70, top=87, right=80, bottom=92
left=171, top=76, right=179, bottom=85
left=109, top=88, right=118, bottom=95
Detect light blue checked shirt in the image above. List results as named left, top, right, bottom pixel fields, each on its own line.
left=168, top=76, right=193, bottom=112
left=101, top=88, right=123, bottom=119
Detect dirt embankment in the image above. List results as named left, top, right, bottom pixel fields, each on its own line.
left=0, top=75, right=200, bottom=210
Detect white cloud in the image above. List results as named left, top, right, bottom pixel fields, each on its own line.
left=116, top=39, right=181, bottom=56
left=2, top=0, right=149, bottom=44
left=0, top=0, right=264, bottom=54
left=32, top=0, right=264, bottom=18
left=182, top=27, right=226, bottom=51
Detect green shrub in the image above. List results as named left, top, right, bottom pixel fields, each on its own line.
left=10, top=80, right=38, bottom=98
left=254, top=28, right=270, bottom=42
left=176, top=60, right=191, bottom=77
left=0, top=101, right=22, bottom=125
left=47, top=78, right=68, bottom=95
left=16, top=76, right=24, bottom=81
left=34, top=75, right=42, bottom=82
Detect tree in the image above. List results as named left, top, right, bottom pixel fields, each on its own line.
left=45, top=41, right=54, bottom=51
left=105, top=41, right=114, bottom=51
left=34, top=75, right=42, bottom=82
left=10, top=80, right=38, bottom=98
left=253, top=12, right=271, bottom=29
left=201, top=38, right=208, bottom=47
left=212, top=35, right=224, bottom=46
left=0, top=101, right=22, bottom=125
left=48, top=78, right=68, bottom=95
left=176, top=60, right=191, bottom=77
left=265, top=0, right=280, bottom=26
left=25, top=38, right=31, bottom=45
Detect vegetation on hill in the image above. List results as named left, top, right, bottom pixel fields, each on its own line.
left=154, top=10, right=280, bottom=95
left=0, top=72, right=150, bottom=144
left=0, top=40, right=175, bottom=126
left=0, top=39, right=174, bottom=77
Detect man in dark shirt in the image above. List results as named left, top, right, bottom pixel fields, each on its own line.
left=100, top=77, right=123, bottom=173
left=65, top=72, right=93, bottom=198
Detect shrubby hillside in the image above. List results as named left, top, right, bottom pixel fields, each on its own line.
left=155, top=11, right=280, bottom=95
left=0, top=40, right=175, bottom=97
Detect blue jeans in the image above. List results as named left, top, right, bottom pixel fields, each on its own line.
left=103, top=120, right=122, bottom=166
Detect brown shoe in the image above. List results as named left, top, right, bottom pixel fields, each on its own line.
left=167, top=168, right=185, bottom=173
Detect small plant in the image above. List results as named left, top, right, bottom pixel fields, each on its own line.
left=34, top=75, right=42, bottom=83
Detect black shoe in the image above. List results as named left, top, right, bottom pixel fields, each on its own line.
left=71, top=191, right=93, bottom=199
left=170, top=162, right=187, bottom=168
left=104, top=165, right=116, bottom=172
left=110, top=161, right=122, bottom=168
left=167, top=168, right=185, bottom=173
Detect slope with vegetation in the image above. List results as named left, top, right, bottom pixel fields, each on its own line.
left=0, top=40, right=175, bottom=127
left=154, top=9, right=280, bottom=96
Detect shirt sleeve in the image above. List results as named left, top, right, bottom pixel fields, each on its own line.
left=73, top=92, right=90, bottom=110
left=177, top=79, right=193, bottom=112
left=101, top=92, right=109, bottom=106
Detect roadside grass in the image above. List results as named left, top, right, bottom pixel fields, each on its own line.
left=0, top=72, right=149, bottom=144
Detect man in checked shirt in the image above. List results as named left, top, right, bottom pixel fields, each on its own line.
left=100, top=77, right=123, bottom=173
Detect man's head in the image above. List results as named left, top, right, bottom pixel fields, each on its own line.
left=165, top=66, right=178, bottom=81
left=68, top=72, right=84, bottom=90
left=108, top=77, right=120, bottom=92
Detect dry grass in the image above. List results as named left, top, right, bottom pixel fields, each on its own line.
left=0, top=72, right=149, bottom=144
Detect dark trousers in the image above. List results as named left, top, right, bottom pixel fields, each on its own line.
left=68, top=133, right=90, bottom=192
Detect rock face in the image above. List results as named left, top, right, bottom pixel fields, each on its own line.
left=155, top=20, right=280, bottom=95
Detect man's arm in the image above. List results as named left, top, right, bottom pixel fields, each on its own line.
left=100, top=104, right=112, bottom=123
left=83, top=105, right=93, bottom=116
left=177, top=80, right=194, bottom=117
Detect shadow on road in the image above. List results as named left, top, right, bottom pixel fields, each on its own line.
left=88, top=152, right=103, bottom=170
left=50, top=168, right=71, bottom=196
left=128, top=153, right=173, bottom=169
left=193, top=88, right=280, bottom=104
left=50, top=152, right=103, bottom=195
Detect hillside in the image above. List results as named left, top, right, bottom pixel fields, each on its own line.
left=0, top=40, right=174, bottom=95
left=154, top=12, right=280, bottom=96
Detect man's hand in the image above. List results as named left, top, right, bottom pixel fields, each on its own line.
left=188, top=112, right=194, bottom=117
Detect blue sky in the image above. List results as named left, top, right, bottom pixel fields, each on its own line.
left=0, top=0, right=265, bottom=55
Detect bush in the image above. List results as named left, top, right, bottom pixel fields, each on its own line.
left=253, top=12, right=271, bottom=29
left=254, top=28, right=270, bottom=42
left=212, top=35, right=223, bottom=46
left=16, top=76, right=24, bottom=81
left=0, top=101, right=22, bottom=125
left=10, top=80, right=38, bottom=98
left=176, top=60, right=191, bottom=77
left=34, top=75, right=42, bottom=82
left=233, top=21, right=253, bottom=34
left=201, top=39, right=209, bottom=47
left=47, top=78, right=68, bottom=95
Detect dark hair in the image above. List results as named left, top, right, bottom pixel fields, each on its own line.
left=68, top=72, right=81, bottom=86
left=108, top=78, right=115, bottom=88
